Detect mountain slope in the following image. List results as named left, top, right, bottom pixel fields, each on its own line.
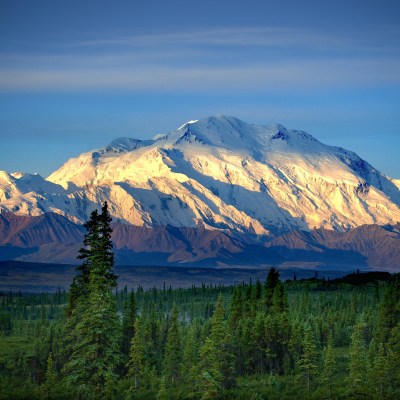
left=1, top=212, right=399, bottom=270
left=1, top=115, right=400, bottom=236
left=0, top=212, right=282, bottom=266
left=265, top=223, right=400, bottom=271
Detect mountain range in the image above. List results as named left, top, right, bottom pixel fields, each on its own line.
left=1, top=115, right=399, bottom=271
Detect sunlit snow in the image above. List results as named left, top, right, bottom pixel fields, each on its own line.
left=1, top=115, right=399, bottom=235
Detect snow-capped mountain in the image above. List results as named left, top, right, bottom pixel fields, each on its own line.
left=1, top=115, right=400, bottom=236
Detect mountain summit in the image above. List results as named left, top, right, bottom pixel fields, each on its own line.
left=1, top=115, right=400, bottom=236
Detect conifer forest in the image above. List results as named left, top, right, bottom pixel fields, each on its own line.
left=0, top=203, right=399, bottom=399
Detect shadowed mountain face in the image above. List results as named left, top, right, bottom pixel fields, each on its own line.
left=0, top=212, right=278, bottom=266
left=264, top=224, right=400, bottom=271
left=0, top=212, right=84, bottom=247
left=0, top=212, right=399, bottom=271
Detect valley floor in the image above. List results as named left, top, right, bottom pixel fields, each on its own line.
left=0, top=260, right=354, bottom=292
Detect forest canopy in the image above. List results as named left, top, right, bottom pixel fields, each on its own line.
left=0, top=203, right=399, bottom=399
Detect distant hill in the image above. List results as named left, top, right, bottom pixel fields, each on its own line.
left=0, top=212, right=399, bottom=271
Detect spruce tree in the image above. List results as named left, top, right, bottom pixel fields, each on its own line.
left=127, top=318, right=145, bottom=391
left=228, top=286, right=244, bottom=375
left=253, top=279, right=262, bottom=303
left=252, top=311, right=266, bottom=374
left=288, top=319, right=303, bottom=373
left=200, top=337, right=223, bottom=400
left=388, top=323, right=400, bottom=391
left=377, top=275, right=400, bottom=342
left=62, top=202, right=121, bottom=398
left=66, top=210, right=100, bottom=316
left=122, top=290, right=137, bottom=357
left=348, top=318, right=367, bottom=397
left=369, top=342, right=389, bottom=398
left=229, top=286, right=243, bottom=332
left=299, top=322, right=318, bottom=392
left=264, top=314, right=277, bottom=374
left=62, top=211, right=101, bottom=368
left=163, top=304, right=182, bottom=385
left=321, top=332, right=336, bottom=400
left=377, top=276, right=400, bottom=393
left=97, top=201, right=118, bottom=288
left=271, top=282, right=288, bottom=313
left=142, top=305, right=163, bottom=372
left=42, top=352, right=56, bottom=400
left=156, top=375, right=169, bottom=400
left=265, top=267, right=280, bottom=309
left=199, top=293, right=235, bottom=399
left=182, top=322, right=201, bottom=386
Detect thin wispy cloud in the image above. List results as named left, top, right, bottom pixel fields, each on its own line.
left=75, top=28, right=340, bottom=48
left=71, top=27, right=400, bottom=54
left=1, top=59, right=399, bottom=92
left=0, top=26, right=399, bottom=92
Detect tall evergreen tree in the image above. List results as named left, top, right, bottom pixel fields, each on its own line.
left=200, top=339, right=223, bottom=400
left=375, top=276, right=400, bottom=393
left=263, top=315, right=276, bottom=373
left=299, top=322, right=318, bottom=392
left=252, top=311, right=267, bottom=374
left=265, top=267, right=280, bottom=309
left=62, top=202, right=121, bottom=399
left=253, top=279, right=262, bottom=302
left=65, top=202, right=117, bottom=319
left=66, top=210, right=99, bottom=317
left=97, top=201, right=118, bottom=288
left=369, top=342, right=389, bottom=398
left=228, top=286, right=243, bottom=332
left=200, top=293, right=235, bottom=399
left=271, top=282, right=288, bottom=313
left=229, top=286, right=244, bottom=375
left=142, top=306, right=163, bottom=372
left=320, top=332, right=336, bottom=400
left=121, top=290, right=137, bottom=357
left=348, top=318, right=367, bottom=397
left=377, top=274, right=400, bottom=342
left=387, top=323, right=400, bottom=391
left=182, top=322, right=201, bottom=387
left=288, top=319, right=303, bottom=373
left=42, top=352, right=56, bottom=400
left=156, top=375, right=169, bottom=400
left=163, top=304, right=182, bottom=385
left=127, top=318, right=145, bottom=392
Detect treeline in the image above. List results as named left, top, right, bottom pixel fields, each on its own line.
left=0, top=203, right=399, bottom=399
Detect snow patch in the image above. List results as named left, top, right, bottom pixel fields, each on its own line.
left=178, top=119, right=199, bottom=130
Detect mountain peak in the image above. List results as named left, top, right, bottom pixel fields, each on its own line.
left=169, top=115, right=321, bottom=149
left=98, top=137, right=155, bottom=155
left=156, top=115, right=276, bottom=153
left=4, top=115, right=400, bottom=234
left=103, top=116, right=320, bottom=156
left=177, top=119, right=199, bottom=130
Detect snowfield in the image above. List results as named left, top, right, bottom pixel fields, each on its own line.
left=1, top=115, right=400, bottom=236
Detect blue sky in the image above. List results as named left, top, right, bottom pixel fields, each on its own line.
left=1, top=0, right=400, bottom=178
